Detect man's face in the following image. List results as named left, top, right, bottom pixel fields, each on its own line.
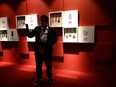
left=40, top=18, right=48, bottom=27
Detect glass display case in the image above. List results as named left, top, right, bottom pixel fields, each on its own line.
left=63, top=27, right=78, bottom=43
left=0, top=17, right=9, bottom=30
left=16, top=15, right=26, bottom=29
left=49, top=11, right=63, bottom=27
left=16, top=14, right=38, bottom=29
left=0, top=30, right=8, bottom=41
left=7, top=29, right=19, bottom=41
left=62, top=10, right=78, bottom=28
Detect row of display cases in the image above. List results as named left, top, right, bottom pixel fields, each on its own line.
left=0, top=10, right=95, bottom=43
left=0, top=29, right=19, bottom=41
left=0, top=10, right=78, bottom=29
left=0, top=26, right=95, bottom=43
left=63, top=26, right=95, bottom=43
left=49, top=10, right=78, bottom=27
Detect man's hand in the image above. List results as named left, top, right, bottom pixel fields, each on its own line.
left=25, top=24, right=29, bottom=29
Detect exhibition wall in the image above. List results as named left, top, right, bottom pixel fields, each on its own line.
left=0, top=0, right=116, bottom=73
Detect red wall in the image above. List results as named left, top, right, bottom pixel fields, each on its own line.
left=0, top=0, right=116, bottom=73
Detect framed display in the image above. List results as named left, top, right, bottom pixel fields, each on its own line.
left=63, top=27, right=78, bottom=43
left=77, top=26, right=95, bottom=43
left=62, top=10, right=78, bottom=28
left=16, top=15, right=26, bottom=29
left=0, top=30, right=8, bottom=41
left=49, top=11, right=63, bottom=27
left=16, top=14, right=38, bottom=29
left=0, top=17, right=9, bottom=30
left=25, top=14, right=38, bottom=29
left=8, top=29, right=19, bottom=41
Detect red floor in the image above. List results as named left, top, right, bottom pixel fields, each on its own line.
left=0, top=62, right=116, bottom=87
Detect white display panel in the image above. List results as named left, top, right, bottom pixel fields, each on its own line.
left=49, top=11, right=63, bottom=27
left=0, top=17, right=9, bottom=30
left=25, top=14, right=38, bottom=29
left=63, top=27, right=78, bottom=43
left=62, top=10, right=78, bottom=28
left=78, top=26, right=95, bottom=43
left=8, top=29, right=19, bottom=41
left=26, top=29, right=35, bottom=42
left=0, top=30, right=8, bottom=41
left=16, top=14, right=38, bottom=29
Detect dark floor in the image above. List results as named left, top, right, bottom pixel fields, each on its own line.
left=0, top=62, right=116, bottom=87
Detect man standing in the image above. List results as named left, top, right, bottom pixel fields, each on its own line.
left=25, top=15, right=58, bottom=85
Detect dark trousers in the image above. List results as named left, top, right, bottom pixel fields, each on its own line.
left=35, top=52, right=52, bottom=79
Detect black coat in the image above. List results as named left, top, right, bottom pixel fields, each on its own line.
left=26, top=26, right=58, bottom=54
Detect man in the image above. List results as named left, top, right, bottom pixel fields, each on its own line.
left=25, top=15, right=58, bottom=85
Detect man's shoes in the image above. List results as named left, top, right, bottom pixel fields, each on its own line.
left=48, top=78, right=56, bottom=84
left=34, top=78, right=42, bottom=86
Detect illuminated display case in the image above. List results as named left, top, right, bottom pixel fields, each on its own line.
left=0, top=17, right=9, bottom=30
left=62, top=10, right=78, bottom=43
left=49, top=11, right=63, bottom=27
left=62, top=10, right=78, bottom=28
left=8, top=29, right=19, bottom=41
left=16, top=15, right=26, bottom=29
left=63, top=27, right=78, bottom=43
left=25, top=14, right=38, bottom=29
left=16, top=14, right=38, bottom=29
left=77, top=26, right=95, bottom=43
left=0, top=30, right=8, bottom=41
left=0, top=17, right=9, bottom=41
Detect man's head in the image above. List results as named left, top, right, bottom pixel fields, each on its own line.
left=40, top=15, right=48, bottom=28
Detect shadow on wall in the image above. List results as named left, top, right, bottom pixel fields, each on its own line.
left=63, top=43, right=95, bottom=54
left=0, top=0, right=25, bottom=11
left=41, top=0, right=55, bottom=7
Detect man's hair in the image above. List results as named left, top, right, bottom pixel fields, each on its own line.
left=40, top=15, right=48, bottom=22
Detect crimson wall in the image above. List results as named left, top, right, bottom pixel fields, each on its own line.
left=0, top=0, right=116, bottom=73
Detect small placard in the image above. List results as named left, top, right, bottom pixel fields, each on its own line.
left=78, top=26, right=95, bottom=43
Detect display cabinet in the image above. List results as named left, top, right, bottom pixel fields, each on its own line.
left=16, top=15, right=26, bottom=29
left=26, top=29, right=35, bottom=42
left=62, top=10, right=78, bottom=28
left=49, top=11, right=63, bottom=27
left=25, top=14, right=38, bottom=29
left=0, top=30, right=8, bottom=41
left=63, top=27, right=78, bottom=43
left=0, top=17, right=9, bottom=30
left=7, top=29, right=19, bottom=41
left=16, top=14, right=38, bottom=29
left=77, top=26, right=95, bottom=43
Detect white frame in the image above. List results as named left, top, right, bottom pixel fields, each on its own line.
left=63, top=27, right=78, bottom=43
left=0, top=17, right=9, bottom=30
left=7, top=29, right=19, bottom=41
left=62, top=10, right=78, bottom=28
left=0, top=30, right=9, bottom=41
left=49, top=11, right=63, bottom=27
left=77, top=26, right=95, bottom=43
